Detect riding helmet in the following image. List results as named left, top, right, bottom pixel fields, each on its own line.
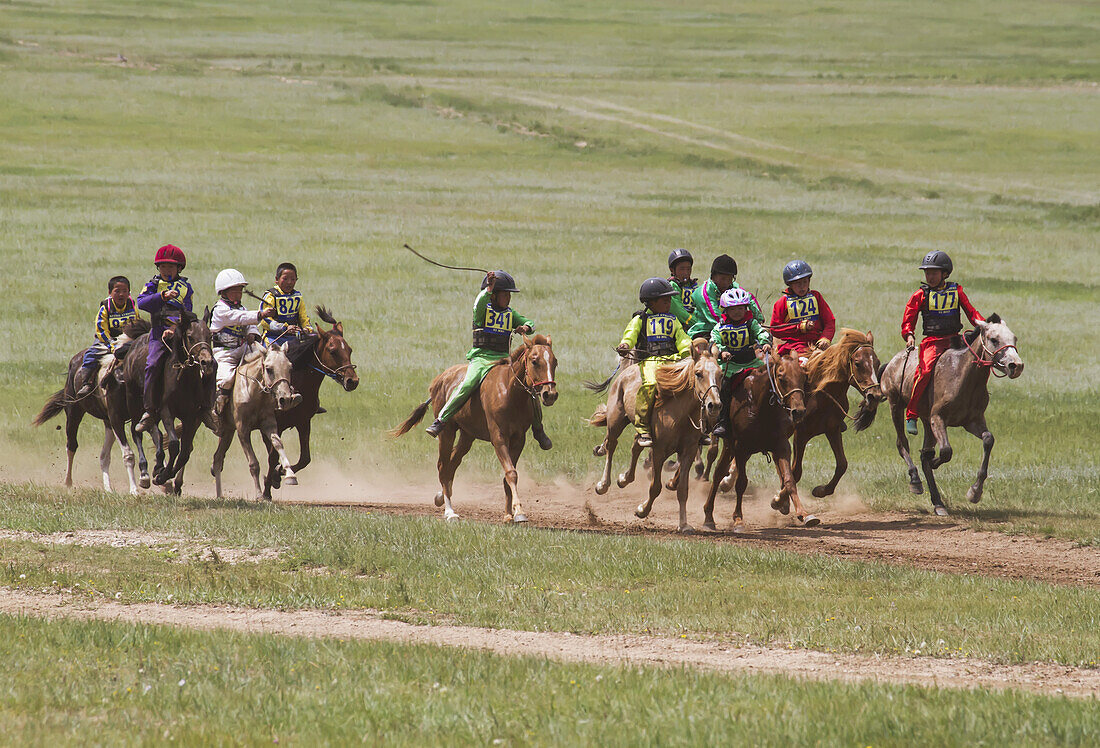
left=481, top=270, right=520, bottom=293
left=710, top=254, right=738, bottom=278
left=154, top=244, right=186, bottom=270
left=719, top=287, right=753, bottom=307
left=782, top=259, right=813, bottom=285
left=667, top=248, right=693, bottom=271
left=919, top=250, right=953, bottom=276
left=215, top=268, right=249, bottom=294
left=639, top=277, right=677, bottom=303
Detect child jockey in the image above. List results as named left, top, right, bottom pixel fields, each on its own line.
left=616, top=277, right=693, bottom=448
left=667, top=248, right=698, bottom=330
left=710, top=288, right=771, bottom=439
left=259, top=262, right=313, bottom=346
left=210, top=269, right=279, bottom=433
left=901, top=250, right=985, bottom=435
left=425, top=270, right=553, bottom=450
left=688, top=254, right=764, bottom=343
left=73, top=276, right=140, bottom=398
left=770, top=259, right=836, bottom=357
left=135, top=245, right=194, bottom=433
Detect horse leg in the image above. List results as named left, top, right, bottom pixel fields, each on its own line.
left=236, top=427, right=264, bottom=501
left=264, top=427, right=283, bottom=497
left=114, top=424, right=138, bottom=496
left=929, top=414, right=953, bottom=469
left=169, top=418, right=200, bottom=496
left=703, top=442, right=732, bottom=531
left=919, top=426, right=947, bottom=516
left=210, top=427, right=235, bottom=499
left=790, top=429, right=809, bottom=484
left=731, top=452, right=749, bottom=532
left=504, top=435, right=528, bottom=523
left=812, top=427, right=848, bottom=499
left=964, top=417, right=994, bottom=504
left=155, top=417, right=179, bottom=487
left=635, top=443, right=667, bottom=521
left=437, top=429, right=475, bottom=521
left=595, top=411, right=627, bottom=495
left=99, top=425, right=116, bottom=492
left=701, top=441, right=719, bottom=482
left=891, top=398, right=923, bottom=494
left=291, top=421, right=312, bottom=474
left=776, top=445, right=818, bottom=527
left=434, top=426, right=459, bottom=519
left=131, top=424, right=151, bottom=489
left=264, top=422, right=298, bottom=488
left=617, top=438, right=645, bottom=489
left=490, top=434, right=522, bottom=523
left=665, top=461, right=682, bottom=492
left=64, top=407, right=84, bottom=488
left=674, top=440, right=699, bottom=533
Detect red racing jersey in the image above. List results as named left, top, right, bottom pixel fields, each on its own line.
left=901, top=282, right=984, bottom=340
left=770, top=289, right=836, bottom=349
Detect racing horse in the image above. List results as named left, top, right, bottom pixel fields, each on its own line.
left=120, top=309, right=215, bottom=495
left=211, top=343, right=301, bottom=500
left=588, top=339, right=722, bottom=533
left=262, top=306, right=359, bottom=499
left=792, top=329, right=884, bottom=498
left=392, top=334, right=558, bottom=522
left=705, top=351, right=818, bottom=530
left=32, top=320, right=152, bottom=494
left=879, top=314, right=1022, bottom=515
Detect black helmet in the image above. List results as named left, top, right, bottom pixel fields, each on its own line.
left=918, top=251, right=953, bottom=276
left=667, top=248, right=693, bottom=271
left=782, top=259, right=813, bottom=285
left=639, top=277, right=677, bottom=303
left=481, top=270, right=520, bottom=293
left=710, top=254, right=738, bottom=277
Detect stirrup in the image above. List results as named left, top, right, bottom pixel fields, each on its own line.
left=635, top=432, right=653, bottom=448
left=905, top=418, right=919, bottom=435
left=425, top=419, right=445, bottom=438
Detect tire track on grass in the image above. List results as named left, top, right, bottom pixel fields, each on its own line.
left=2, top=588, right=1096, bottom=699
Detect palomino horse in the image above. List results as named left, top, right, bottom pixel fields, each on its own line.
left=262, top=306, right=359, bottom=500
left=211, top=343, right=302, bottom=500
left=792, top=329, right=884, bottom=498
left=32, top=320, right=152, bottom=494
left=588, top=340, right=722, bottom=533
left=392, top=335, right=558, bottom=523
left=706, top=351, right=819, bottom=530
left=879, top=314, right=1023, bottom=516
left=120, top=310, right=215, bottom=495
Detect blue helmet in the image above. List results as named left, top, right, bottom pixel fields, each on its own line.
left=667, top=248, right=693, bottom=271
left=782, top=260, right=813, bottom=285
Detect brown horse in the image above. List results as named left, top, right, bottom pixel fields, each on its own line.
left=32, top=321, right=152, bottom=494
left=705, top=351, right=818, bottom=531
left=588, top=340, right=722, bottom=533
left=262, top=307, right=358, bottom=499
left=879, top=314, right=1023, bottom=516
left=392, top=335, right=558, bottom=522
left=792, top=329, right=884, bottom=498
left=120, top=309, right=215, bottom=495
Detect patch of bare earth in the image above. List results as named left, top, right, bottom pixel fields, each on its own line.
left=0, top=529, right=280, bottom=565
left=1, top=588, right=1096, bottom=699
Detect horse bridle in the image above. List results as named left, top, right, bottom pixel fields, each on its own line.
left=966, top=332, right=1018, bottom=378
left=846, top=344, right=880, bottom=397
left=172, top=329, right=212, bottom=370
left=311, top=339, right=358, bottom=384
left=240, top=355, right=292, bottom=395
left=512, top=346, right=556, bottom=399
left=765, top=352, right=805, bottom=414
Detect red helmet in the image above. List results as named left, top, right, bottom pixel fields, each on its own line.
left=154, top=244, right=186, bottom=270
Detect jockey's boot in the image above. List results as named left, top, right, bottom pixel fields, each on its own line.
left=73, top=366, right=96, bottom=398
left=135, top=410, right=158, bottom=433
left=905, top=418, right=919, bottom=435
left=316, top=405, right=327, bottom=415
left=425, top=418, right=445, bottom=438
left=201, top=408, right=217, bottom=433
left=711, top=376, right=735, bottom=439
left=531, top=424, right=553, bottom=451
left=634, top=430, right=653, bottom=449
left=209, top=389, right=230, bottom=434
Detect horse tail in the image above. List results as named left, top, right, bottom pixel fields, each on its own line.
left=390, top=398, right=432, bottom=437
left=588, top=404, right=608, bottom=427
left=583, top=372, right=616, bottom=394
left=33, top=389, right=66, bottom=426
left=852, top=397, right=880, bottom=433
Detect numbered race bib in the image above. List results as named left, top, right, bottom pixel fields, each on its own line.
left=485, top=307, right=513, bottom=333
left=156, top=279, right=191, bottom=303
left=108, top=307, right=136, bottom=337
left=785, top=294, right=819, bottom=321
left=275, top=295, right=301, bottom=319
left=926, top=288, right=958, bottom=312
left=680, top=286, right=694, bottom=309
left=718, top=324, right=751, bottom=350
left=645, top=313, right=676, bottom=343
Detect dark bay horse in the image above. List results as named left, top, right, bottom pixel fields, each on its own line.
left=262, top=307, right=358, bottom=500
left=879, top=314, right=1023, bottom=516
left=120, top=309, right=215, bottom=495
left=792, top=329, right=884, bottom=498
left=705, top=352, right=819, bottom=530
left=392, top=335, right=558, bottom=523
left=32, top=320, right=153, bottom=494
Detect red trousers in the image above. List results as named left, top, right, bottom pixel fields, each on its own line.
left=906, top=336, right=955, bottom=419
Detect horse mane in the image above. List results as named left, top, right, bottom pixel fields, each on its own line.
left=315, top=305, right=341, bottom=332
left=804, top=329, right=871, bottom=389
left=508, top=334, right=551, bottom=363
left=654, top=358, right=695, bottom=396
left=122, top=318, right=151, bottom=338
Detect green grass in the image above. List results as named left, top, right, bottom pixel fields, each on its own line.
left=0, top=1, right=1097, bottom=544
left=3, top=612, right=1099, bottom=746
left=3, top=484, right=1099, bottom=666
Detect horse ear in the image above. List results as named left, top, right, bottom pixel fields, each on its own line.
left=986, top=313, right=1001, bottom=325
left=544, top=335, right=552, bottom=347
left=269, top=342, right=282, bottom=352
left=203, top=306, right=212, bottom=325
left=333, top=322, right=343, bottom=335
left=691, top=338, right=706, bottom=360
left=521, top=333, right=533, bottom=348
left=866, top=330, right=874, bottom=344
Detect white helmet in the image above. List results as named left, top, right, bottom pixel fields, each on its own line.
left=719, top=287, right=753, bottom=308
left=215, top=268, right=248, bottom=294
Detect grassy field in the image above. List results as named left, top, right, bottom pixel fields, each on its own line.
left=3, top=611, right=1099, bottom=745
left=1, top=0, right=1097, bottom=544
left=3, top=484, right=1099, bottom=666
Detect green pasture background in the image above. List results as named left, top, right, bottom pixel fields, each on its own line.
left=1, top=0, right=1097, bottom=535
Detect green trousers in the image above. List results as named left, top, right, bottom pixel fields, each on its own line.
left=633, top=358, right=666, bottom=436
left=438, top=351, right=546, bottom=430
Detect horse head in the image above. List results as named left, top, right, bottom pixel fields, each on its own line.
left=520, top=334, right=558, bottom=407
left=692, top=338, right=723, bottom=423
left=850, top=331, right=884, bottom=403
left=264, top=343, right=303, bottom=412
left=176, top=310, right=215, bottom=377
left=314, top=307, right=359, bottom=392
left=974, top=314, right=1023, bottom=378
left=774, top=352, right=808, bottom=423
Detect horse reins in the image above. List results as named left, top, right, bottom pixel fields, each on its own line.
left=510, top=347, right=555, bottom=399
left=965, top=334, right=1017, bottom=378
left=172, top=339, right=211, bottom=370
left=764, top=352, right=805, bottom=414
left=816, top=344, right=879, bottom=420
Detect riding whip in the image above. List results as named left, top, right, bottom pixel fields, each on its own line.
left=403, top=244, right=488, bottom=275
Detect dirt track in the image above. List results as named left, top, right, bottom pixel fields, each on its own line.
left=2, top=588, right=1096, bottom=699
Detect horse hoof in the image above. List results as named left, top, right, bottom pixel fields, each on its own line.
left=694, top=464, right=704, bottom=479
left=271, top=474, right=282, bottom=490
left=139, top=476, right=151, bottom=489
left=284, top=476, right=297, bottom=486
left=513, top=513, right=528, bottom=524
left=702, top=522, right=718, bottom=532
left=443, top=510, right=460, bottom=522
left=909, top=482, right=924, bottom=495
left=594, top=481, right=609, bottom=496
left=617, top=476, right=630, bottom=489
left=434, top=491, right=445, bottom=507
left=811, top=486, right=832, bottom=499
left=967, top=486, right=982, bottom=504
left=719, top=477, right=733, bottom=493
left=732, top=523, right=746, bottom=534
left=770, top=495, right=791, bottom=515
left=799, top=515, right=821, bottom=527
left=664, top=479, right=676, bottom=491
left=677, top=525, right=695, bottom=535
left=933, top=505, right=949, bottom=517
left=634, top=504, right=650, bottom=519
left=593, top=444, right=607, bottom=457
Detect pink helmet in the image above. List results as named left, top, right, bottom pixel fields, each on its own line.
left=154, top=244, right=186, bottom=270
left=719, top=287, right=753, bottom=307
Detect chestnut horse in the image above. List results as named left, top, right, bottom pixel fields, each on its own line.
left=262, top=307, right=359, bottom=499
left=588, top=340, right=722, bottom=533
left=879, top=314, right=1023, bottom=516
left=792, top=329, right=884, bottom=498
left=392, top=335, right=558, bottom=523
left=705, top=352, right=819, bottom=530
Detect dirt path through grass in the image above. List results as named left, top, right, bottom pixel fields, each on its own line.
left=2, top=587, right=1096, bottom=699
